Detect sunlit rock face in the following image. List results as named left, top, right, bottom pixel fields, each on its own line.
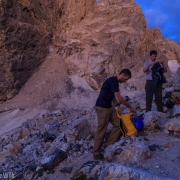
left=0, top=0, right=180, bottom=102
left=56, top=0, right=179, bottom=91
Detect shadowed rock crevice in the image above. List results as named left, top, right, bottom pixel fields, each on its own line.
left=0, top=0, right=54, bottom=101
left=0, top=0, right=96, bottom=102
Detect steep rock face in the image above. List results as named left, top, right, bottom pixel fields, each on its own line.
left=61, top=0, right=175, bottom=91
left=0, top=0, right=53, bottom=101
left=149, top=28, right=180, bottom=63
left=0, top=0, right=180, bottom=103
left=62, top=0, right=149, bottom=90
left=0, top=0, right=96, bottom=102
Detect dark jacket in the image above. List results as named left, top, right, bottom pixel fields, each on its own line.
left=151, top=62, right=166, bottom=92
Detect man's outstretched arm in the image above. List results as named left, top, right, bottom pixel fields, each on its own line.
left=114, top=92, right=136, bottom=113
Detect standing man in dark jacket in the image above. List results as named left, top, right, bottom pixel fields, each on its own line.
left=93, top=69, right=136, bottom=160
left=143, top=50, right=167, bottom=112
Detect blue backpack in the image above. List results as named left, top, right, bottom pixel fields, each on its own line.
left=132, top=116, right=144, bottom=131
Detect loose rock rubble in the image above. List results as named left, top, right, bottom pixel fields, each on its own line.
left=0, top=0, right=180, bottom=179
left=0, top=85, right=180, bottom=179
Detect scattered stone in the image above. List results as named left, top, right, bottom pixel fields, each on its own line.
left=13, top=172, right=24, bottom=180
left=158, top=118, right=169, bottom=129
left=72, top=152, right=78, bottom=157
left=156, top=165, right=160, bottom=169
left=73, top=161, right=99, bottom=180
left=163, top=129, right=169, bottom=136
left=162, top=142, right=174, bottom=148
left=174, top=131, right=180, bottom=137
left=60, top=165, right=73, bottom=173
left=13, top=142, right=22, bottom=153
left=72, top=143, right=81, bottom=152
left=148, top=144, right=161, bottom=151
left=22, top=143, right=39, bottom=154
left=165, top=117, right=180, bottom=132
left=143, top=137, right=149, bottom=141
left=44, top=134, right=56, bottom=142
left=114, top=147, right=123, bottom=155
left=44, top=122, right=61, bottom=132
left=44, top=142, right=51, bottom=149
left=28, top=162, right=37, bottom=172
left=21, top=125, right=30, bottom=139
left=79, top=161, right=99, bottom=173
left=139, top=100, right=146, bottom=110
left=41, top=149, right=67, bottom=170
left=31, top=167, right=45, bottom=180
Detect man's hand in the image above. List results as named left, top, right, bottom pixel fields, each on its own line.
left=116, top=106, right=123, bottom=115
left=129, top=106, right=136, bottom=113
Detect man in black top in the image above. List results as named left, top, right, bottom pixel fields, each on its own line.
left=93, top=69, right=136, bottom=160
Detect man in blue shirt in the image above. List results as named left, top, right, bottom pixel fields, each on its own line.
left=93, top=69, right=136, bottom=160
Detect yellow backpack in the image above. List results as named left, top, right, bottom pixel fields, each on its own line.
left=116, top=112, right=138, bottom=137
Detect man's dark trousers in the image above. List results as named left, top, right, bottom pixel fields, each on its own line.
left=145, top=80, right=164, bottom=112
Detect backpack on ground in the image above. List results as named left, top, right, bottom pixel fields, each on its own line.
left=116, top=112, right=144, bottom=137
left=165, top=92, right=178, bottom=108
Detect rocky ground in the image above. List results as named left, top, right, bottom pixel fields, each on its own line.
left=1, top=0, right=180, bottom=179
left=0, top=54, right=180, bottom=180
left=0, top=82, right=180, bottom=179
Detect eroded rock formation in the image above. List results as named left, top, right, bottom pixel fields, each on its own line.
left=0, top=0, right=180, bottom=103
left=0, top=0, right=96, bottom=101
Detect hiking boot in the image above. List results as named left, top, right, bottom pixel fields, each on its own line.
left=94, top=154, right=105, bottom=161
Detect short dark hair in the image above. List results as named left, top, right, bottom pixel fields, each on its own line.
left=119, top=69, right=132, bottom=78
left=150, top=50, right=157, bottom=56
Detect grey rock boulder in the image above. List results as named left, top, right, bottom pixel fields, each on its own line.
left=173, top=67, right=180, bottom=91
left=41, top=149, right=67, bottom=170
left=100, top=163, right=173, bottom=180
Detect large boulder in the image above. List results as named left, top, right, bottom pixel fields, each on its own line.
left=65, top=116, right=97, bottom=143
left=173, top=67, right=180, bottom=94
left=168, top=60, right=180, bottom=76
left=165, top=117, right=180, bottom=133
left=143, top=111, right=167, bottom=130
left=104, top=137, right=151, bottom=165
left=100, top=163, right=173, bottom=180
left=170, top=104, right=180, bottom=118
left=40, top=149, right=67, bottom=170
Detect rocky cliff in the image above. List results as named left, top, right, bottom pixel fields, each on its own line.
left=0, top=0, right=180, bottom=103
left=0, top=0, right=96, bottom=102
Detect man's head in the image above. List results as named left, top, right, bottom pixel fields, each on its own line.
left=150, top=50, right=157, bottom=61
left=117, top=69, right=131, bottom=83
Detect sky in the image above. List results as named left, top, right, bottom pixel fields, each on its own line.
left=134, top=0, right=180, bottom=42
